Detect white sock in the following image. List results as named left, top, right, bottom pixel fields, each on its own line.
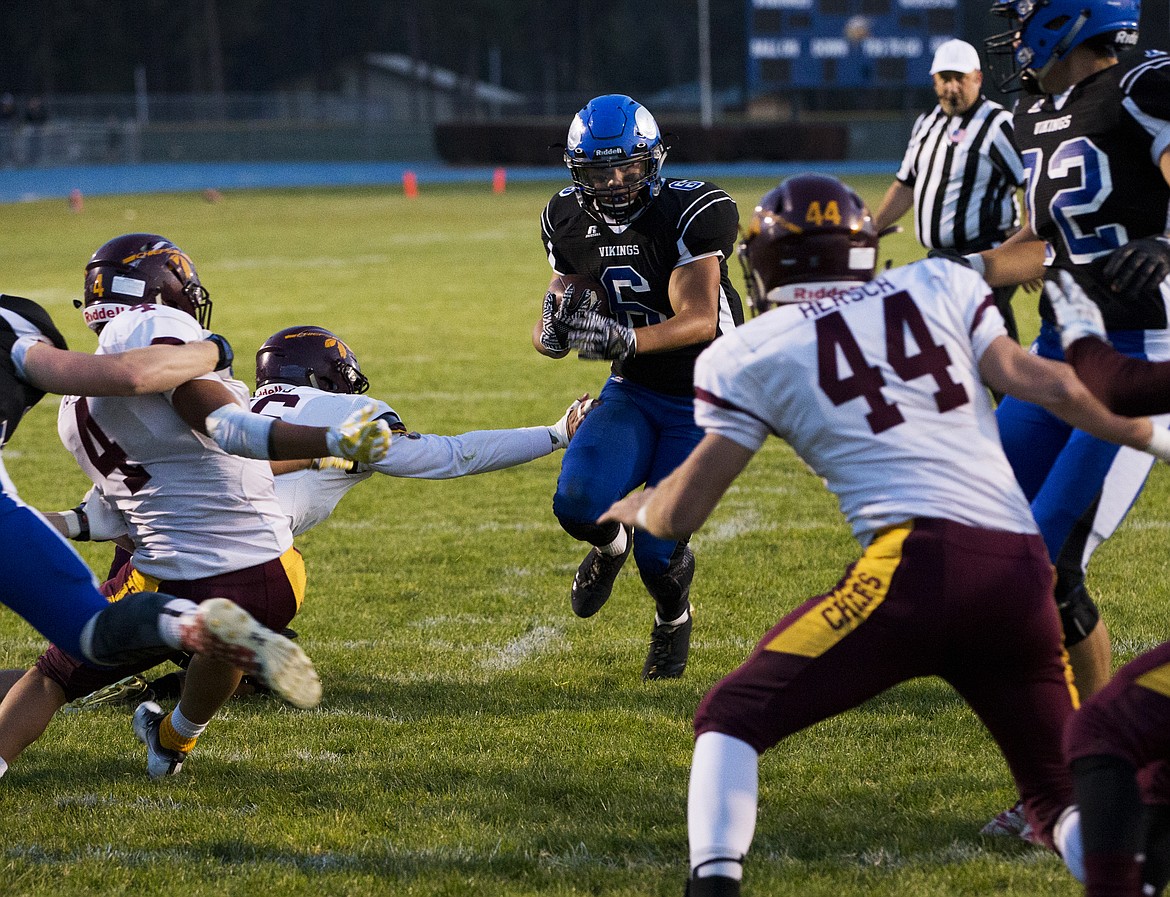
left=0, top=755, right=8, bottom=779
left=169, top=705, right=209, bottom=741
left=158, top=598, right=201, bottom=649
left=688, top=731, right=759, bottom=880
left=657, top=607, right=690, bottom=628
left=1054, top=805, right=1085, bottom=883
left=598, top=525, right=629, bottom=557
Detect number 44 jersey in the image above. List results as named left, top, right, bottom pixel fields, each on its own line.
left=694, top=258, right=1037, bottom=547
left=1016, top=50, right=1170, bottom=330
left=57, top=304, right=292, bottom=581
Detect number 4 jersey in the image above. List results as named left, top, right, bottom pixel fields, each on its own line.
left=694, top=259, right=1037, bottom=546
left=1016, top=50, right=1170, bottom=329
left=57, top=304, right=293, bottom=580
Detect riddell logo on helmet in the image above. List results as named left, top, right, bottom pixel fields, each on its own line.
left=593, top=147, right=625, bottom=158
left=791, top=285, right=852, bottom=302
left=83, top=303, right=132, bottom=329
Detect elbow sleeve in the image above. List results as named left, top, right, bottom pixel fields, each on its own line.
left=204, top=404, right=275, bottom=459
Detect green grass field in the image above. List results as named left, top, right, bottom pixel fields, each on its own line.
left=0, top=176, right=1167, bottom=896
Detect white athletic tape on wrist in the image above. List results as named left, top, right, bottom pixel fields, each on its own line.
left=60, top=509, right=84, bottom=540
left=1146, top=426, right=1170, bottom=462
left=634, top=504, right=650, bottom=531
left=205, top=403, right=275, bottom=460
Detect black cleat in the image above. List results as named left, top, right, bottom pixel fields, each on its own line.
left=643, top=604, right=693, bottom=680
left=686, top=874, right=741, bottom=897
left=571, top=525, right=632, bottom=618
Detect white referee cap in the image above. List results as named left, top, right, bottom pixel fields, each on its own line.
left=930, top=39, right=981, bottom=75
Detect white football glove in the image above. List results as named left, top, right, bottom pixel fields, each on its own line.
left=324, top=402, right=392, bottom=464
left=565, top=310, right=637, bottom=361
left=1045, top=270, right=1107, bottom=351
left=79, top=485, right=130, bottom=541
left=547, top=393, right=597, bottom=449
left=56, top=485, right=129, bottom=542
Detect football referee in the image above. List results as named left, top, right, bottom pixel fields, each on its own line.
left=874, top=39, right=1026, bottom=341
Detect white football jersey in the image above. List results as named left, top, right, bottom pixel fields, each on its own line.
left=58, top=305, right=293, bottom=579
left=694, top=259, right=1037, bottom=545
left=250, top=383, right=554, bottom=536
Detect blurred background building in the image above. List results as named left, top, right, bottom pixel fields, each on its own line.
left=0, top=0, right=1164, bottom=168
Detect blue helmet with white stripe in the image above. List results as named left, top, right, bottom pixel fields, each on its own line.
left=564, top=95, right=667, bottom=223
left=987, top=0, right=1140, bottom=93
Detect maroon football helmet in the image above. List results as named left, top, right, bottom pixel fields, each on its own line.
left=738, top=174, right=878, bottom=315
left=255, top=326, right=370, bottom=395
left=79, top=233, right=211, bottom=332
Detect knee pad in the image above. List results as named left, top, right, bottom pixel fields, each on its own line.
left=555, top=514, right=620, bottom=548
left=1055, top=576, right=1100, bottom=648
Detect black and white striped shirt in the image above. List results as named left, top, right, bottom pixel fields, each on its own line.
left=895, top=96, right=1025, bottom=253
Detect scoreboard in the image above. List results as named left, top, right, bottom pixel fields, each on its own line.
left=747, top=0, right=961, bottom=92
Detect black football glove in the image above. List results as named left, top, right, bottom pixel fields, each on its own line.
left=556, top=281, right=604, bottom=320
left=566, top=309, right=636, bottom=361
left=204, top=332, right=234, bottom=371
left=1103, top=236, right=1170, bottom=297
left=539, top=289, right=570, bottom=358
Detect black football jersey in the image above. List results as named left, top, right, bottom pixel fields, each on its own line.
left=1014, top=51, right=1170, bottom=329
left=0, top=295, right=67, bottom=446
left=541, top=179, right=744, bottom=396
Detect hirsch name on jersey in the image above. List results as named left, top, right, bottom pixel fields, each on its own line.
left=694, top=259, right=1036, bottom=545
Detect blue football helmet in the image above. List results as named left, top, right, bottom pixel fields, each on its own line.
left=986, top=0, right=1140, bottom=93
left=564, top=94, right=667, bottom=223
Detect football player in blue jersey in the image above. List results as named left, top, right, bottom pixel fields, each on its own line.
left=532, top=94, right=744, bottom=679
left=966, top=0, right=1170, bottom=843
left=971, top=0, right=1170, bottom=700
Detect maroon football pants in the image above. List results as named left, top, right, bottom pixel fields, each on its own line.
left=695, top=517, right=1076, bottom=848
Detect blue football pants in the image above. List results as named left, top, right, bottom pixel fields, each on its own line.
left=0, top=495, right=107, bottom=660
left=553, top=376, right=702, bottom=576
